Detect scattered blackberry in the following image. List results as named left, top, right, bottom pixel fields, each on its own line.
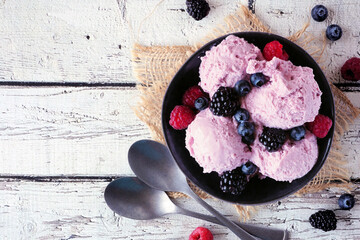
left=219, top=168, right=247, bottom=195
left=209, top=87, right=239, bottom=116
left=309, top=210, right=337, bottom=232
left=259, top=127, right=287, bottom=152
left=186, top=0, right=210, bottom=21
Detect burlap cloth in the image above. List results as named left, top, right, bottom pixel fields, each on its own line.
left=131, top=5, right=360, bottom=220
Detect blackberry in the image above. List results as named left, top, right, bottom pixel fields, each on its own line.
left=219, top=168, right=247, bottom=195
left=186, top=0, right=210, bottom=21
left=209, top=87, right=239, bottom=116
left=309, top=210, right=337, bottom=232
left=259, top=127, right=287, bottom=152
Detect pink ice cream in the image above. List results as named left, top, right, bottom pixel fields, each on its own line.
left=185, top=109, right=251, bottom=174
left=184, top=35, right=321, bottom=182
left=243, top=58, right=322, bottom=129
left=199, top=35, right=263, bottom=97
left=250, top=131, right=318, bottom=182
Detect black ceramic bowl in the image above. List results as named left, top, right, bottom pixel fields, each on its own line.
left=161, top=32, right=334, bottom=205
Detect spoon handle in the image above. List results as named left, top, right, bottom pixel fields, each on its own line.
left=176, top=206, right=287, bottom=240
left=184, top=186, right=258, bottom=240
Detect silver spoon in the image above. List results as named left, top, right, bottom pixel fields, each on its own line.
left=128, top=139, right=272, bottom=240
left=104, top=177, right=288, bottom=240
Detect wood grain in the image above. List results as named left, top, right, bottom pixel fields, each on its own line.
left=0, top=87, right=150, bottom=176
left=0, top=87, right=359, bottom=178
left=0, top=180, right=358, bottom=240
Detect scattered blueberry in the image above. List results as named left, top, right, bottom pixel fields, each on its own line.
left=250, top=73, right=267, bottom=87
left=234, top=80, right=252, bottom=96
left=326, top=24, right=342, bottom=41
left=241, top=162, right=257, bottom=175
left=242, top=134, right=255, bottom=145
left=237, top=121, right=255, bottom=137
left=234, top=108, right=250, bottom=123
left=194, top=97, right=209, bottom=110
left=311, top=5, right=328, bottom=22
left=338, top=194, right=355, bottom=210
left=290, top=126, right=306, bottom=141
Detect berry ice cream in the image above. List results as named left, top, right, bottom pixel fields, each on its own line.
left=199, top=35, right=263, bottom=97
left=185, top=109, right=251, bottom=174
left=170, top=35, right=328, bottom=189
left=251, top=131, right=318, bottom=182
left=243, top=58, right=322, bottom=129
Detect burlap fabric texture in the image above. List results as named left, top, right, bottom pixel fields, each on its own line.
left=132, top=5, right=360, bottom=220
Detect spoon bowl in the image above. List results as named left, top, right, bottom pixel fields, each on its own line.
left=104, top=177, right=175, bottom=220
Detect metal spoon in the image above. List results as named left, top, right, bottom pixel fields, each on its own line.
left=104, top=177, right=288, bottom=240
left=128, top=139, right=269, bottom=240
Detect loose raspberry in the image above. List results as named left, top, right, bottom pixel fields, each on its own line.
left=263, top=40, right=289, bottom=61
left=169, top=105, right=196, bottom=130
left=182, top=86, right=206, bottom=108
left=341, top=57, right=360, bottom=81
left=306, top=114, right=333, bottom=138
left=189, top=227, right=213, bottom=240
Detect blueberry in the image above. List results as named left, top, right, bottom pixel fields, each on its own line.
left=234, top=80, right=252, bottom=96
left=338, top=194, right=355, bottom=210
left=250, top=73, right=267, bottom=87
left=194, top=97, right=209, bottom=110
left=234, top=108, right=250, bottom=123
left=241, top=162, right=257, bottom=175
left=242, top=134, right=255, bottom=145
left=290, top=126, right=306, bottom=141
left=237, top=121, right=255, bottom=137
left=326, top=24, right=342, bottom=41
left=311, top=5, right=328, bottom=22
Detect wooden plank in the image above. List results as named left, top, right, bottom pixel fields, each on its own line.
left=0, top=0, right=131, bottom=83
left=0, top=87, right=150, bottom=176
left=0, top=87, right=359, bottom=178
left=0, top=180, right=359, bottom=240
left=0, top=0, right=241, bottom=84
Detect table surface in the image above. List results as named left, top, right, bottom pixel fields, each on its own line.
left=0, top=0, right=359, bottom=239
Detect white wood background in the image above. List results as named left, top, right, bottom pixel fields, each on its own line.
left=0, top=0, right=359, bottom=239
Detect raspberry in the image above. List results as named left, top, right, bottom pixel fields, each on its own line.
left=341, top=57, right=360, bottom=81
left=309, top=210, right=337, bottom=232
left=263, top=40, right=289, bottom=61
left=169, top=105, right=195, bottom=130
left=182, top=86, right=206, bottom=108
left=186, top=0, right=210, bottom=21
left=306, top=114, right=333, bottom=138
left=189, top=227, right=213, bottom=240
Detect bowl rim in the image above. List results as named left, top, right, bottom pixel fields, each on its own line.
left=161, top=31, right=335, bottom=205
